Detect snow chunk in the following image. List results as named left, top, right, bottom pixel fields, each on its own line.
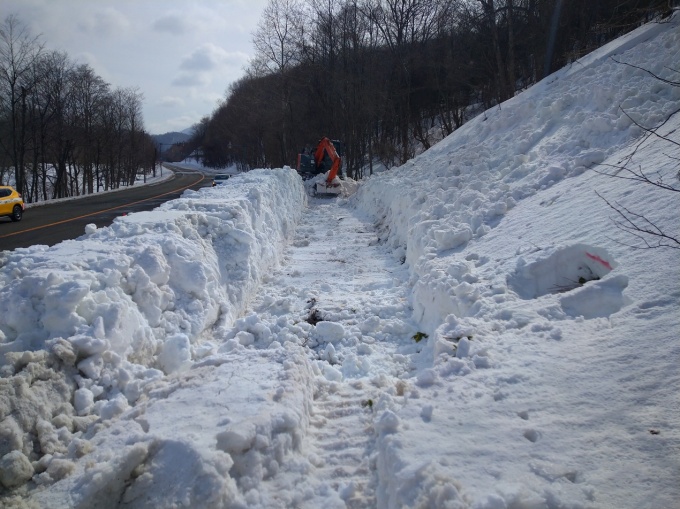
left=376, top=410, right=400, bottom=435
left=74, top=388, right=95, bottom=415
left=314, top=321, right=345, bottom=344
left=216, top=422, right=257, bottom=454
left=235, top=331, right=256, bottom=347
left=433, top=225, right=473, bottom=252
left=98, top=394, right=129, bottom=421
left=158, top=334, right=192, bottom=374
left=0, top=450, right=34, bottom=488
left=560, top=274, right=629, bottom=319
left=321, top=363, right=343, bottom=382
left=416, top=368, right=438, bottom=387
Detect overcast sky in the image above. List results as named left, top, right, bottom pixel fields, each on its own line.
left=3, top=0, right=270, bottom=134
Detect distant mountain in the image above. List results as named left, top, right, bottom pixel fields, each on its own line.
left=152, top=131, right=191, bottom=150
left=181, top=127, right=195, bottom=136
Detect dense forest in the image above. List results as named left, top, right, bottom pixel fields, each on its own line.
left=0, top=15, right=157, bottom=203
left=1, top=2, right=673, bottom=203
left=197, top=0, right=672, bottom=177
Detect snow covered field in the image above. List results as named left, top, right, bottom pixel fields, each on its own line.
left=1, top=14, right=679, bottom=509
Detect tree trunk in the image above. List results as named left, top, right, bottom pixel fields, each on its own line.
left=480, top=0, right=508, bottom=103
left=506, top=0, right=516, bottom=97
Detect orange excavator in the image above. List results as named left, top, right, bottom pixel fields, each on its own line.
left=296, top=137, right=344, bottom=195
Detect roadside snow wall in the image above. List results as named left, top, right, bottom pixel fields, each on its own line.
left=352, top=15, right=680, bottom=334
left=0, top=168, right=305, bottom=492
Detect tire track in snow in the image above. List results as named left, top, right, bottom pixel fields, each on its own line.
left=308, top=380, right=377, bottom=508
left=249, top=196, right=414, bottom=507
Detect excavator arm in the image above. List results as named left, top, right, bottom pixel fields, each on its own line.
left=313, top=137, right=341, bottom=184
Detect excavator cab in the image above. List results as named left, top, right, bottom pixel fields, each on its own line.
left=296, top=138, right=344, bottom=195
left=296, top=151, right=316, bottom=179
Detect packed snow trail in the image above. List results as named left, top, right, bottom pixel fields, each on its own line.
left=242, top=197, right=420, bottom=508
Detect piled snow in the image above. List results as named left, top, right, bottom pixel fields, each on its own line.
left=0, top=14, right=679, bottom=509
left=350, top=16, right=680, bottom=509
left=0, top=168, right=305, bottom=504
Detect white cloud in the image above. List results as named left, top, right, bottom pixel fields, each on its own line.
left=200, top=92, right=224, bottom=105
left=76, top=7, right=130, bottom=37
left=166, top=114, right=201, bottom=131
left=172, top=73, right=210, bottom=88
left=152, top=13, right=193, bottom=35
left=70, top=51, right=109, bottom=77
left=172, top=43, right=249, bottom=92
left=160, top=96, right=185, bottom=108
left=224, top=51, right=250, bottom=67
left=179, top=43, right=248, bottom=71
left=180, top=43, right=224, bottom=71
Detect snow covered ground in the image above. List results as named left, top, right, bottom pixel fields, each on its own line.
left=1, top=14, right=679, bottom=509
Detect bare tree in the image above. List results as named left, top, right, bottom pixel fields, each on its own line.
left=362, top=0, right=446, bottom=164
left=199, top=0, right=672, bottom=178
left=595, top=60, right=679, bottom=249
left=0, top=14, right=44, bottom=193
left=0, top=15, right=156, bottom=201
left=253, top=0, right=305, bottom=75
left=123, top=87, right=145, bottom=186
left=70, top=64, right=109, bottom=194
left=477, top=0, right=510, bottom=102
left=253, top=0, right=306, bottom=162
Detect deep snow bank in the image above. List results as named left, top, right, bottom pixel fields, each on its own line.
left=27, top=345, right=317, bottom=509
left=0, top=168, right=305, bottom=492
left=350, top=15, right=680, bottom=509
left=353, top=15, right=680, bottom=334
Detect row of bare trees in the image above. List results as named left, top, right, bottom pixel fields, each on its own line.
left=0, top=15, right=157, bottom=203
left=200, top=0, right=669, bottom=177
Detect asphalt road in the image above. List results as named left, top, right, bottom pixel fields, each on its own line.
left=0, top=165, right=211, bottom=251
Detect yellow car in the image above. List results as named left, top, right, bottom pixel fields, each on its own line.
left=212, top=174, right=231, bottom=186
left=0, top=185, right=25, bottom=222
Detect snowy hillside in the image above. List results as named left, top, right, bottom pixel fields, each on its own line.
left=1, top=14, right=679, bottom=509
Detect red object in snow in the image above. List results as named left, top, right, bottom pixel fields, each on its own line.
left=586, top=252, right=612, bottom=270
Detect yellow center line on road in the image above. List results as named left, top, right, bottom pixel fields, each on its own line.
left=0, top=174, right=205, bottom=239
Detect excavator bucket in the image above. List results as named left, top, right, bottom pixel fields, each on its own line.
left=316, top=180, right=342, bottom=195
left=296, top=137, right=345, bottom=196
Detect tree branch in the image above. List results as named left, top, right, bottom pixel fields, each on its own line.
left=620, top=104, right=680, bottom=148
left=595, top=191, right=680, bottom=249
left=611, top=56, right=680, bottom=87
left=593, top=162, right=680, bottom=192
